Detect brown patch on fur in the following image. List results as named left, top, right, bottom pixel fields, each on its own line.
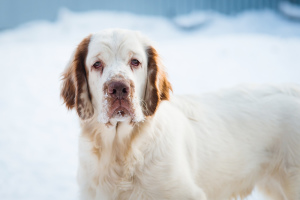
left=60, top=35, right=94, bottom=120
left=61, top=64, right=76, bottom=109
left=144, top=46, right=172, bottom=116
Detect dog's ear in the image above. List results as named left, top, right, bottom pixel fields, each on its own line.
left=143, top=46, right=172, bottom=116
left=60, top=35, right=94, bottom=120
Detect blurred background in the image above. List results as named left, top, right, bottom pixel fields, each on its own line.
left=0, top=0, right=300, bottom=200
left=1, top=0, right=300, bottom=29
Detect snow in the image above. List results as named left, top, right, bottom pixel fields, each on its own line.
left=1, top=8, right=300, bottom=200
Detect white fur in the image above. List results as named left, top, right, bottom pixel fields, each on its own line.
left=69, top=30, right=300, bottom=200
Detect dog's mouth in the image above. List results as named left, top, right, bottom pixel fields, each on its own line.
left=112, top=106, right=129, bottom=117
left=108, top=99, right=134, bottom=120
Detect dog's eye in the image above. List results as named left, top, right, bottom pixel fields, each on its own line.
left=93, top=61, right=102, bottom=69
left=131, top=59, right=140, bottom=67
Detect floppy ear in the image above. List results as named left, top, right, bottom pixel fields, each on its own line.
left=60, top=35, right=94, bottom=120
left=143, top=46, right=172, bottom=116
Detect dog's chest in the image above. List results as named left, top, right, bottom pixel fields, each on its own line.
left=79, top=121, right=160, bottom=199
left=88, top=144, right=148, bottom=199
left=94, top=152, right=132, bottom=193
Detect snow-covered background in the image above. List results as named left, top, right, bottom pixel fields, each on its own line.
left=0, top=8, right=300, bottom=200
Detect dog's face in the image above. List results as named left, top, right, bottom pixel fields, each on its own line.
left=61, top=29, right=172, bottom=125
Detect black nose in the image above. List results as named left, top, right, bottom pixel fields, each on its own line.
left=107, top=81, right=130, bottom=99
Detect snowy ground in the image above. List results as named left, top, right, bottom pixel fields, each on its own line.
left=0, top=8, right=300, bottom=200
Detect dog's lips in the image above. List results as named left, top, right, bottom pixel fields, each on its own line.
left=112, top=107, right=129, bottom=117
left=108, top=99, right=134, bottom=119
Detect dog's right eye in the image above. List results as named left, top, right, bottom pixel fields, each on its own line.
left=93, top=61, right=102, bottom=69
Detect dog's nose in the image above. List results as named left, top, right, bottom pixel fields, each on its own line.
left=107, top=81, right=130, bottom=99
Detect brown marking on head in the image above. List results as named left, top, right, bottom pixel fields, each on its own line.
left=143, top=46, right=172, bottom=116
left=60, top=35, right=94, bottom=120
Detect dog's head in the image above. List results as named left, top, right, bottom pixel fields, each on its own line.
left=61, top=29, right=172, bottom=125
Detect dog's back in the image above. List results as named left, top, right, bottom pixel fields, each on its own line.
left=171, top=84, right=300, bottom=200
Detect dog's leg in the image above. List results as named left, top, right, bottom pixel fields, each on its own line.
left=282, top=168, right=300, bottom=200
left=191, top=187, right=207, bottom=200
left=176, top=184, right=207, bottom=200
left=173, top=187, right=206, bottom=200
left=79, top=186, right=97, bottom=200
left=257, top=169, right=300, bottom=200
left=258, top=177, right=288, bottom=200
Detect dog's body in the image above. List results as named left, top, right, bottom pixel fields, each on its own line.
left=61, top=29, right=300, bottom=200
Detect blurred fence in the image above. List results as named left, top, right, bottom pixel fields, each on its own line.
left=0, top=0, right=299, bottom=29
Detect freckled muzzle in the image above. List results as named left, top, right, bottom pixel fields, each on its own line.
left=103, top=79, right=136, bottom=119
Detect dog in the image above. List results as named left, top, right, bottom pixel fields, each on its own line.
left=61, top=29, right=300, bottom=200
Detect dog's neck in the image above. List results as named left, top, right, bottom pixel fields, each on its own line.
left=80, top=117, right=147, bottom=162
left=79, top=117, right=152, bottom=194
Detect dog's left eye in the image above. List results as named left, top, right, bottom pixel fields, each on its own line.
left=130, top=59, right=140, bottom=67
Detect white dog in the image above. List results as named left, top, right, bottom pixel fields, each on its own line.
left=61, top=29, right=300, bottom=200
